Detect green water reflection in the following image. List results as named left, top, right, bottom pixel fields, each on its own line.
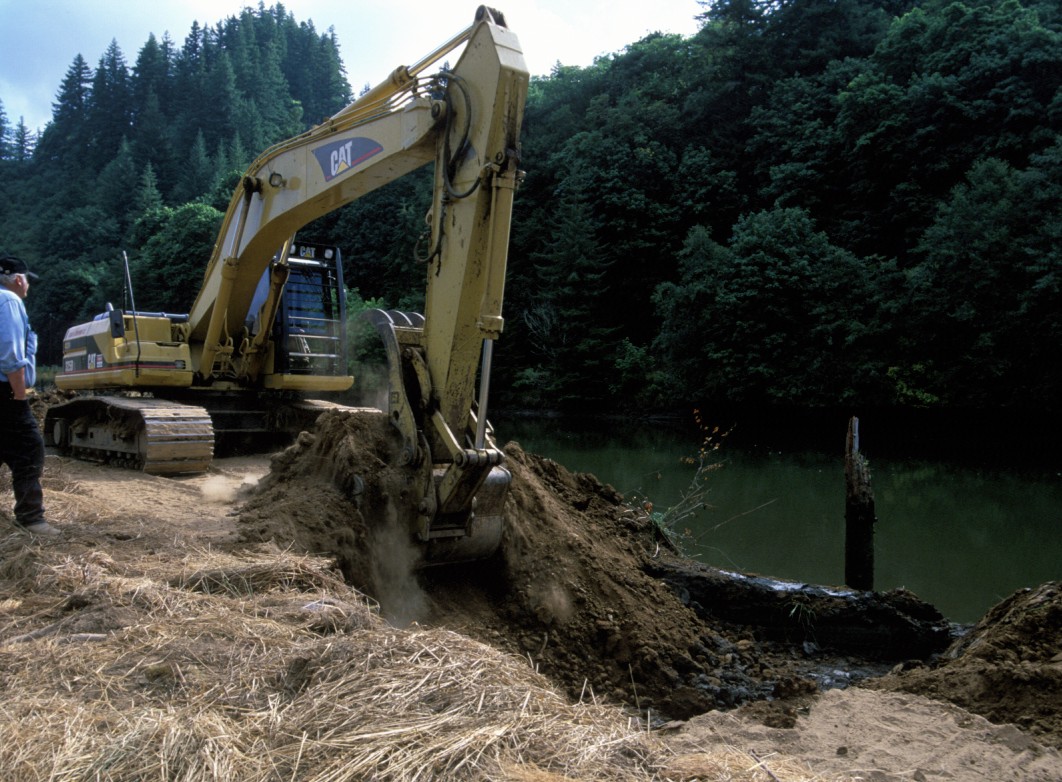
left=498, top=417, right=1062, bottom=624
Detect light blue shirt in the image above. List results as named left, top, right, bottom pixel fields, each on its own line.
left=0, top=287, right=36, bottom=388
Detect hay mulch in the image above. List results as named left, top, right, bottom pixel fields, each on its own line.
left=0, top=532, right=845, bottom=782
left=0, top=452, right=849, bottom=781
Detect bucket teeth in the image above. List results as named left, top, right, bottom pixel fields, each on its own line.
left=364, top=308, right=425, bottom=332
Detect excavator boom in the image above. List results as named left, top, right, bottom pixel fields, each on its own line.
left=187, top=6, right=526, bottom=392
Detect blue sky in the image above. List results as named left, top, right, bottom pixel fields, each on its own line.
left=0, top=0, right=704, bottom=133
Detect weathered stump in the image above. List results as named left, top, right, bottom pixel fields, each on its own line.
left=845, top=416, right=876, bottom=591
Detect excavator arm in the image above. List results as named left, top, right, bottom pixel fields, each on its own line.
left=193, top=6, right=527, bottom=560
left=185, top=6, right=527, bottom=399
left=360, top=7, right=528, bottom=560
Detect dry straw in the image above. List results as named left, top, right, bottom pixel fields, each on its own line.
left=0, top=462, right=841, bottom=781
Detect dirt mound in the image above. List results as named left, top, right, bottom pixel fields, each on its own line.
left=870, top=581, right=1062, bottom=749
left=240, top=410, right=760, bottom=717
left=668, top=687, right=1062, bottom=782
left=239, top=409, right=396, bottom=583
left=434, top=440, right=770, bottom=719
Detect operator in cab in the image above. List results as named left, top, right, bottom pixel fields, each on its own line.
left=0, top=253, right=59, bottom=536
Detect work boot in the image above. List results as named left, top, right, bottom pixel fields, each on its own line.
left=23, top=520, right=61, bottom=537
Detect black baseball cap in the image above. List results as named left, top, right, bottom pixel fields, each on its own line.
left=0, top=253, right=38, bottom=279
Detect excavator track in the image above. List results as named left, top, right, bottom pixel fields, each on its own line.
left=45, top=396, right=214, bottom=475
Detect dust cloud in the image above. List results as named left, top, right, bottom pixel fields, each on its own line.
left=200, top=474, right=261, bottom=504
left=369, top=496, right=429, bottom=627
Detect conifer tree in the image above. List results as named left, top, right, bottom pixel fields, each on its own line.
left=85, top=41, right=134, bottom=170
left=96, top=138, right=138, bottom=233
left=130, top=89, right=172, bottom=185
left=172, top=130, right=214, bottom=203
left=200, top=51, right=240, bottom=148
left=36, top=54, right=93, bottom=163
left=172, top=22, right=208, bottom=154
left=256, top=40, right=302, bottom=139
left=12, top=118, right=34, bottom=162
left=0, top=98, right=8, bottom=160
left=132, top=33, right=172, bottom=114
left=135, top=163, right=164, bottom=215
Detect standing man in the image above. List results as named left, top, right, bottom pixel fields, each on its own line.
left=0, top=253, right=59, bottom=536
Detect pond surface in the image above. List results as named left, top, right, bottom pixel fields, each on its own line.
left=497, top=413, right=1062, bottom=624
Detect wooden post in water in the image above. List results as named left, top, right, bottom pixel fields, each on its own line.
left=845, top=417, right=876, bottom=591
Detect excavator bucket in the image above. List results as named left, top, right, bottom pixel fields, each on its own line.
left=363, top=308, right=510, bottom=565
left=422, top=463, right=509, bottom=565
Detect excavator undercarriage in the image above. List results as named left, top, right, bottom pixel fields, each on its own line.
left=44, top=392, right=351, bottom=475
left=46, top=396, right=215, bottom=475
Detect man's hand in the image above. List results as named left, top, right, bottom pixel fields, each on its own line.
left=7, top=366, right=28, bottom=400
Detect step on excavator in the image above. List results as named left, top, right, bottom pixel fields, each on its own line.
left=45, top=6, right=528, bottom=564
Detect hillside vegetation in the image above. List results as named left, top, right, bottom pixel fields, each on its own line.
left=1, top=0, right=1059, bottom=413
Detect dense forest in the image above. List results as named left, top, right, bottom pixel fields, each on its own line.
left=1, top=0, right=1059, bottom=416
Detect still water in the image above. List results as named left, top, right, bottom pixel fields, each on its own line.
left=497, top=414, right=1062, bottom=625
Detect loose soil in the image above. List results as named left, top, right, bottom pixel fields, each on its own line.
left=4, top=399, right=1061, bottom=780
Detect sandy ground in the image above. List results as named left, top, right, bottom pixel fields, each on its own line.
left=669, top=687, right=1061, bottom=781
left=3, top=421, right=1060, bottom=780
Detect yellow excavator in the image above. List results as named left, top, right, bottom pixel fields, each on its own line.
left=45, top=6, right=528, bottom=562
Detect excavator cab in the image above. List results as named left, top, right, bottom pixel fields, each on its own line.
left=270, top=242, right=348, bottom=379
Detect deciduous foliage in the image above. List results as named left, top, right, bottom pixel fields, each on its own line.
left=906, top=151, right=1062, bottom=407
left=1, top=0, right=1059, bottom=414
left=654, top=209, right=885, bottom=405
left=126, top=203, right=224, bottom=314
left=503, top=0, right=1061, bottom=412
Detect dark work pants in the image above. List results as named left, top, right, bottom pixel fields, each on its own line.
left=0, top=400, right=46, bottom=527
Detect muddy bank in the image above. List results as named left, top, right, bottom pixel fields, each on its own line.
left=239, top=408, right=1062, bottom=750
left=648, top=558, right=952, bottom=660
left=10, top=397, right=1061, bottom=780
